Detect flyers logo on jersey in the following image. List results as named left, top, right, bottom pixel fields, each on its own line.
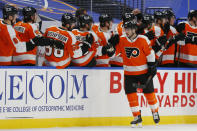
left=13, top=38, right=19, bottom=44
left=125, top=47, right=140, bottom=58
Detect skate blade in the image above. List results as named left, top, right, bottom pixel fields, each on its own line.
left=131, top=123, right=142, bottom=128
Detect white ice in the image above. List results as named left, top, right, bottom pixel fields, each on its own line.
left=1, top=124, right=197, bottom=131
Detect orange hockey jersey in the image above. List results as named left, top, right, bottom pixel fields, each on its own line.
left=44, top=26, right=82, bottom=69
left=0, top=20, right=27, bottom=65
left=160, top=26, right=177, bottom=65
left=71, top=29, right=98, bottom=66
left=13, top=21, right=41, bottom=65
left=116, top=35, right=155, bottom=75
left=179, top=21, right=197, bottom=65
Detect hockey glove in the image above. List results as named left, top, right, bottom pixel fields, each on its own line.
left=174, top=33, right=186, bottom=42
left=152, top=35, right=167, bottom=52
left=84, top=33, right=94, bottom=46
left=108, top=34, right=120, bottom=47
left=80, top=43, right=91, bottom=55
left=144, top=31, right=155, bottom=40
left=162, top=22, right=170, bottom=35
left=52, top=40, right=64, bottom=49
left=102, top=44, right=115, bottom=57
left=185, top=36, right=197, bottom=44
left=156, top=35, right=168, bottom=46
left=147, top=62, right=157, bottom=77
left=165, top=33, right=185, bottom=49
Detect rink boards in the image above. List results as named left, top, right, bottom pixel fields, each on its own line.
left=0, top=67, right=197, bottom=129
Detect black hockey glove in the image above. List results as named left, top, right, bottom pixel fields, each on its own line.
left=185, top=36, right=197, bottom=44
left=174, top=33, right=186, bottom=42
left=26, top=36, right=64, bottom=51
left=84, top=33, right=94, bottom=46
left=156, top=35, right=168, bottom=46
left=152, top=35, right=167, bottom=52
left=147, top=62, right=157, bottom=77
left=102, top=44, right=115, bottom=57
left=26, top=40, right=36, bottom=51
left=162, top=22, right=170, bottom=35
left=165, top=33, right=186, bottom=49
left=144, top=31, right=155, bottom=40
left=80, top=43, right=91, bottom=55
left=52, top=40, right=64, bottom=49
left=108, top=34, right=120, bottom=47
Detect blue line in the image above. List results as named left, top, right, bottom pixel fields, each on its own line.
left=4, top=71, right=7, bottom=105
left=46, top=71, right=48, bottom=104
left=25, top=71, right=28, bottom=104
left=66, top=71, right=68, bottom=103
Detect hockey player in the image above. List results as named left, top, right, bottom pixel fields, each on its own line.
left=91, top=14, right=117, bottom=67
left=13, top=7, right=42, bottom=66
left=110, top=12, right=136, bottom=67
left=71, top=14, right=99, bottom=67
left=175, top=10, right=197, bottom=67
left=43, top=13, right=83, bottom=69
left=158, top=10, right=178, bottom=67
left=0, top=5, right=59, bottom=66
left=116, top=21, right=160, bottom=127
left=114, top=12, right=136, bottom=36
left=140, top=14, right=155, bottom=39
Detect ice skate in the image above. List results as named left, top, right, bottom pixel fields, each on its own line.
left=152, top=111, right=160, bottom=125
left=130, top=114, right=142, bottom=128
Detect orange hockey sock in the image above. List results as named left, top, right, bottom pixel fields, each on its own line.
left=127, top=93, right=141, bottom=117
left=144, top=92, right=158, bottom=112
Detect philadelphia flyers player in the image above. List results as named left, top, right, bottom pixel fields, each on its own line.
left=116, top=20, right=160, bottom=127
left=110, top=12, right=136, bottom=67
left=71, top=14, right=99, bottom=67
left=92, top=14, right=118, bottom=67
left=44, top=13, right=83, bottom=69
left=176, top=10, right=197, bottom=67
left=0, top=5, right=60, bottom=66
left=14, top=7, right=42, bottom=66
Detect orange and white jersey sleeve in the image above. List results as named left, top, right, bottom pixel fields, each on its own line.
left=119, top=35, right=154, bottom=75
left=0, top=21, right=27, bottom=65
left=44, top=26, right=80, bottom=69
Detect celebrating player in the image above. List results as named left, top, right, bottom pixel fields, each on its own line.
left=116, top=20, right=160, bottom=127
